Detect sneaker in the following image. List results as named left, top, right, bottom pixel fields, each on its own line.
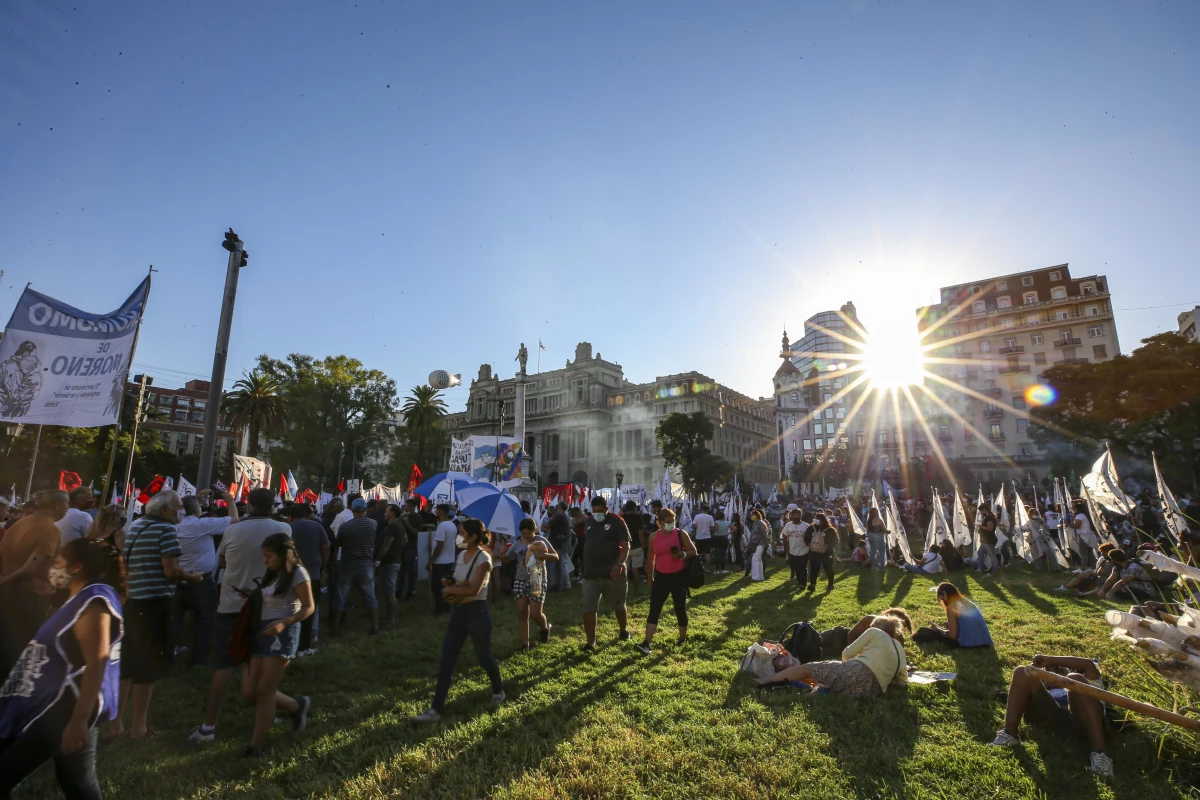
left=1089, top=751, right=1114, bottom=778
left=539, top=624, right=551, bottom=644
left=412, top=709, right=442, bottom=723
left=1053, top=586, right=1069, bottom=592
left=291, top=696, right=310, bottom=733
left=582, top=642, right=596, bottom=652
left=989, top=730, right=1020, bottom=748
left=490, top=691, right=506, bottom=707
left=186, top=725, right=216, bottom=744
left=634, top=642, right=652, bottom=656
left=618, top=630, right=632, bottom=642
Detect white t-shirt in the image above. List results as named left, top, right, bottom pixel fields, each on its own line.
left=56, top=508, right=93, bottom=546
left=216, top=517, right=292, bottom=614
left=331, top=508, right=354, bottom=535
left=176, top=515, right=233, bottom=575
left=1074, top=513, right=1093, bottom=536
left=432, top=520, right=458, bottom=565
left=453, top=548, right=492, bottom=603
left=1043, top=510, right=1060, bottom=530
left=782, top=521, right=810, bottom=557
left=691, top=513, right=714, bottom=540
left=261, top=564, right=311, bottom=621
left=920, top=551, right=944, bottom=573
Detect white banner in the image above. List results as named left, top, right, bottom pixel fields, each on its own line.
left=0, top=277, right=150, bottom=427
left=449, top=437, right=473, bottom=473
left=232, top=454, right=270, bottom=488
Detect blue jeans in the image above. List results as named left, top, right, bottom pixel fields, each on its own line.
left=377, top=563, right=401, bottom=620
left=172, top=574, right=217, bottom=666
left=397, top=547, right=419, bottom=599
left=431, top=602, right=503, bottom=713
left=333, top=562, right=377, bottom=611
left=868, top=533, right=888, bottom=571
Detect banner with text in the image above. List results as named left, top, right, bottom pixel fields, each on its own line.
left=0, top=277, right=150, bottom=427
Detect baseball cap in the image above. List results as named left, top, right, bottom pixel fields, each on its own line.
left=351, top=498, right=368, bottom=511
left=786, top=503, right=799, bottom=512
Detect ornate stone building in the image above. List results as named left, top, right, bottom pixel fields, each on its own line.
left=441, top=342, right=777, bottom=491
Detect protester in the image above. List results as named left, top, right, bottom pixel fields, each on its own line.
left=187, top=488, right=290, bottom=745
left=0, top=489, right=69, bottom=676
left=111, top=490, right=204, bottom=740
left=1083, top=550, right=1157, bottom=601
left=331, top=498, right=379, bottom=637
left=580, top=496, right=632, bottom=651
left=937, top=538, right=965, bottom=572
left=412, top=519, right=504, bottom=722
left=287, top=503, right=329, bottom=656
left=635, top=508, right=697, bottom=655
left=503, top=517, right=557, bottom=649
left=427, top=504, right=458, bottom=615
left=890, top=547, right=943, bottom=576
left=0, top=538, right=124, bottom=798
left=974, top=506, right=1000, bottom=576
left=747, top=509, right=771, bottom=582
left=990, top=654, right=1113, bottom=777
left=397, top=498, right=423, bottom=600
left=729, top=512, right=746, bottom=570
left=172, top=492, right=238, bottom=667
left=914, top=583, right=993, bottom=647
left=837, top=537, right=869, bottom=568
left=374, top=504, right=407, bottom=627
left=239, top=533, right=313, bottom=757
left=805, top=513, right=836, bottom=593
left=1054, top=542, right=1117, bottom=595
left=621, top=501, right=645, bottom=596
left=760, top=616, right=908, bottom=697
left=55, top=487, right=96, bottom=546
left=546, top=503, right=573, bottom=591
left=690, top=503, right=714, bottom=570
left=818, top=607, right=913, bottom=658
left=780, top=510, right=810, bottom=585
left=88, top=504, right=127, bottom=550
left=866, top=507, right=889, bottom=571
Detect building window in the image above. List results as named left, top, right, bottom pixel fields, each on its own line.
left=996, top=280, right=1008, bottom=291
left=1013, top=397, right=1026, bottom=410
left=1081, top=282, right=1095, bottom=294
left=855, top=432, right=865, bottom=447
left=827, top=422, right=838, bottom=435
left=980, top=341, right=991, bottom=352
left=1004, top=337, right=1016, bottom=349
left=1016, top=419, right=1028, bottom=433
left=983, top=379, right=995, bottom=389
left=878, top=432, right=888, bottom=445
left=1000, top=318, right=1013, bottom=329
left=1051, top=287, right=1067, bottom=300
left=790, top=392, right=798, bottom=403
left=1049, top=270, right=1061, bottom=281
left=1093, top=344, right=1108, bottom=359
left=177, top=432, right=188, bottom=443
left=836, top=407, right=846, bottom=419
left=824, top=408, right=834, bottom=419
left=971, top=285, right=982, bottom=294
left=981, top=359, right=993, bottom=372
left=1023, top=292, right=1038, bottom=305
left=990, top=423, right=1002, bottom=438
left=175, top=409, right=188, bottom=420
left=1085, top=305, right=1099, bottom=316
left=1034, top=352, right=1046, bottom=365
left=972, top=301, right=986, bottom=313
left=997, top=296, right=1012, bottom=309
left=146, top=392, right=157, bottom=403
left=195, top=400, right=207, bottom=410
left=1062, top=347, right=1077, bottom=360
left=1059, top=329, right=1073, bottom=341
left=1031, top=334, right=1043, bottom=345
left=1022, top=276, right=1034, bottom=286
left=192, top=412, right=205, bottom=423
left=803, top=440, right=812, bottom=451
left=814, top=438, right=823, bottom=449
left=1088, top=325, right=1104, bottom=337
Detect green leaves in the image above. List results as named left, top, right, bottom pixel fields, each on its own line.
left=655, top=411, right=734, bottom=495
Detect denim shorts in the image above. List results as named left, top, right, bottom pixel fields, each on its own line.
left=212, top=611, right=242, bottom=670
left=253, top=619, right=300, bottom=659
left=333, top=562, right=378, bottom=610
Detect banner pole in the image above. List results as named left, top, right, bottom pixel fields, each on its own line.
left=120, top=373, right=150, bottom=498
left=24, top=424, right=42, bottom=498
left=101, top=267, right=153, bottom=503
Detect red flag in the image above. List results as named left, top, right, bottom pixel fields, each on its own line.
left=407, top=464, right=423, bottom=493
left=279, top=474, right=290, bottom=501
left=137, top=475, right=165, bottom=505
left=58, top=471, right=83, bottom=493
left=337, top=479, right=345, bottom=493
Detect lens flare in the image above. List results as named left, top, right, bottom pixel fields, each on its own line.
left=863, top=319, right=925, bottom=389
left=1025, top=384, right=1057, bottom=407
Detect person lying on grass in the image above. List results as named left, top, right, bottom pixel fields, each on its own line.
left=818, top=606, right=912, bottom=659
left=914, top=583, right=993, bottom=648
left=888, top=548, right=942, bottom=575
left=760, top=616, right=908, bottom=698
left=990, top=654, right=1113, bottom=779
left=1053, top=542, right=1117, bottom=595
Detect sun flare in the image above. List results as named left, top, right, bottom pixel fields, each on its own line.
left=862, top=320, right=926, bottom=389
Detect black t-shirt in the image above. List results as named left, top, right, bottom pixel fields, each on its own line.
left=403, top=512, right=423, bottom=549
left=581, top=513, right=631, bottom=578
left=378, top=520, right=407, bottom=564
left=623, top=513, right=644, bottom=549
left=548, top=512, right=572, bottom=548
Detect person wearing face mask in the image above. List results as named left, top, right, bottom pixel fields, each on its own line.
left=635, top=508, right=698, bottom=655
left=428, top=504, right=458, bottom=615
left=502, top=518, right=559, bottom=649
left=0, top=489, right=70, bottom=678
left=579, top=496, right=632, bottom=652
left=108, top=489, right=203, bottom=741
left=0, top=537, right=124, bottom=798
left=413, top=519, right=505, bottom=723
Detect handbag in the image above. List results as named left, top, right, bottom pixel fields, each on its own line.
left=228, top=578, right=264, bottom=667
left=681, top=532, right=706, bottom=589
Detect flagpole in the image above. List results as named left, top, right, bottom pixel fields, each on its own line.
left=101, top=266, right=153, bottom=503
left=24, top=424, right=42, bottom=498
left=120, top=373, right=151, bottom=502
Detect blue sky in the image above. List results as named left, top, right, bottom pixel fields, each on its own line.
left=2, top=1, right=1197, bottom=411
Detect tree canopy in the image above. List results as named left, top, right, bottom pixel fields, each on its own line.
left=655, top=411, right=734, bottom=496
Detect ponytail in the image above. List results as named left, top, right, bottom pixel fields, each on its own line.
left=61, top=537, right=127, bottom=600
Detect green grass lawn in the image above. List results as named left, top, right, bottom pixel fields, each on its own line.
left=16, top=560, right=1199, bottom=799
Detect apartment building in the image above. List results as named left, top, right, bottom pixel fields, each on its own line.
left=136, top=379, right=240, bottom=462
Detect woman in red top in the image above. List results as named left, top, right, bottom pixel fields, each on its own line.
left=635, top=508, right=697, bottom=655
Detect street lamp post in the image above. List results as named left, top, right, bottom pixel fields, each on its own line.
left=198, top=229, right=249, bottom=489
left=615, top=470, right=624, bottom=508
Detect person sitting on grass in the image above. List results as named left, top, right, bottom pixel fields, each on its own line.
left=889, top=547, right=943, bottom=575
left=990, top=654, right=1113, bottom=779
left=760, top=616, right=908, bottom=698
left=937, top=538, right=965, bottom=572
left=1080, top=550, right=1158, bottom=602
left=1053, top=542, right=1117, bottom=595
left=836, top=537, right=869, bottom=568
left=914, top=583, right=993, bottom=648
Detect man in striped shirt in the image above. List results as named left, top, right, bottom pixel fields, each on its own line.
left=110, top=490, right=204, bottom=740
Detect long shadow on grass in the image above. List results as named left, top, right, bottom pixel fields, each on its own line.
left=1002, top=581, right=1061, bottom=617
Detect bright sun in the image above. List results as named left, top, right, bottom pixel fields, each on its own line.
left=862, top=319, right=926, bottom=389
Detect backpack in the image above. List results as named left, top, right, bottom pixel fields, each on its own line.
left=682, top=531, right=706, bottom=589
left=778, top=621, right=821, bottom=664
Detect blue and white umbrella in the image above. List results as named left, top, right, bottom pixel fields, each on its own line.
left=412, top=472, right=479, bottom=505
left=459, top=490, right=527, bottom=539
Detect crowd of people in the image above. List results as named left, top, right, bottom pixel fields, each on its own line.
left=0, top=479, right=1194, bottom=795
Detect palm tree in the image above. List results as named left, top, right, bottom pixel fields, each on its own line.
left=223, top=371, right=289, bottom=457
left=402, top=385, right=448, bottom=469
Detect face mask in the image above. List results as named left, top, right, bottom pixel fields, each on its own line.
left=593, top=512, right=606, bottom=522
left=662, top=522, right=676, bottom=532
left=455, top=535, right=467, bottom=549
left=48, top=566, right=73, bottom=590
left=176, top=509, right=186, bottom=523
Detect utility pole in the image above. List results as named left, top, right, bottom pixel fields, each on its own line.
left=120, top=374, right=151, bottom=496
left=198, top=229, right=248, bottom=489
left=24, top=425, right=42, bottom=498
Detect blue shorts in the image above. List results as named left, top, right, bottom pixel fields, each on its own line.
left=333, top=562, right=378, bottom=610
left=253, top=619, right=300, bottom=659
left=212, top=611, right=242, bottom=670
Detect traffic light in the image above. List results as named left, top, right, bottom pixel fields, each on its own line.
left=222, top=228, right=249, bottom=267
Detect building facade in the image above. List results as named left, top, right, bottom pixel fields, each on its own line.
left=136, top=379, right=240, bottom=463
left=442, top=342, right=777, bottom=491
left=1178, top=305, right=1199, bottom=343
left=915, top=263, right=1120, bottom=484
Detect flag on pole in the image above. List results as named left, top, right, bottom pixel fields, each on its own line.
left=970, top=485, right=985, bottom=559
left=1081, top=447, right=1135, bottom=516
left=279, top=474, right=292, bottom=502
left=177, top=476, right=197, bottom=498
left=951, top=486, right=971, bottom=548
left=287, top=471, right=299, bottom=499
left=337, top=479, right=345, bottom=494
left=407, top=464, right=423, bottom=493
left=137, top=475, right=165, bottom=505
left=886, top=489, right=913, bottom=563
left=1153, top=452, right=1190, bottom=546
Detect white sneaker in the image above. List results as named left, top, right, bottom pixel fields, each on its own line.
left=1053, top=586, right=1069, bottom=592
left=989, top=730, right=1020, bottom=748
left=490, top=691, right=506, bottom=706
left=412, top=709, right=442, bottom=723
left=1089, top=751, right=1114, bottom=778
left=186, top=725, right=216, bottom=744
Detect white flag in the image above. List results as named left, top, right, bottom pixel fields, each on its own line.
left=1082, top=448, right=1134, bottom=516
left=952, top=487, right=971, bottom=548
left=1153, top=453, right=1190, bottom=546
left=177, top=476, right=197, bottom=498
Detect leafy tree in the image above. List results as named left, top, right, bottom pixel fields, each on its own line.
left=401, top=386, right=448, bottom=472
left=1030, top=332, right=1200, bottom=491
left=655, top=411, right=734, bottom=496
left=222, top=371, right=289, bottom=458
left=254, top=354, right=398, bottom=490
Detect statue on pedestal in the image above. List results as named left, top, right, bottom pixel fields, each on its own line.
left=515, top=342, right=528, bottom=375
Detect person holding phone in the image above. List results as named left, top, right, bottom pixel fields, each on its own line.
left=635, top=508, right=698, bottom=655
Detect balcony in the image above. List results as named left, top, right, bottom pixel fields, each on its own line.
left=982, top=387, right=1002, bottom=398
left=988, top=432, right=1007, bottom=442
left=983, top=407, right=1005, bottom=420
left=951, top=371, right=978, bottom=382
left=998, top=364, right=1030, bottom=375
left=1057, top=357, right=1090, bottom=366
left=1053, top=337, right=1082, bottom=348
left=998, top=345, right=1024, bottom=355
left=936, top=433, right=955, bottom=444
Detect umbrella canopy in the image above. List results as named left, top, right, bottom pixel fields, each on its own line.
left=459, top=490, right=527, bottom=539
left=412, top=472, right=480, bottom=504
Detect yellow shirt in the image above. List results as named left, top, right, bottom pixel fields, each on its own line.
left=841, top=627, right=908, bottom=691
